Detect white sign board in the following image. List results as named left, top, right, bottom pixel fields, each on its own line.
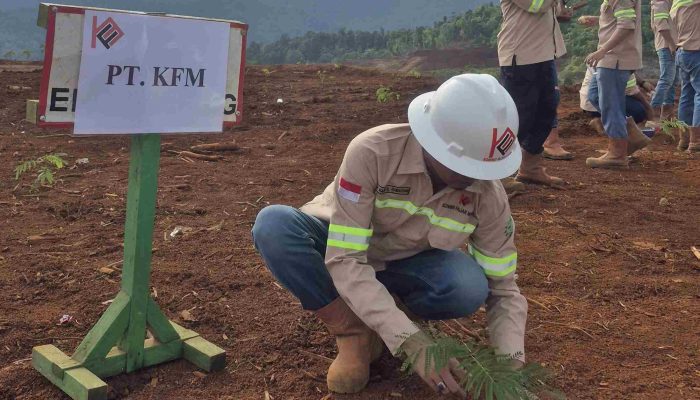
left=74, top=11, right=229, bottom=134
left=36, top=4, right=247, bottom=131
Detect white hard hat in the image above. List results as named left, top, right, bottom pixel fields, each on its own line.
left=408, top=74, right=521, bottom=180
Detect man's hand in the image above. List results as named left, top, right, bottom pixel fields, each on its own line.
left=557, top=6, right=574, bottom=22
left=585, top=49, right=607, bottom=67
left=400, top=331, right=467, bottom=398
left=577, top=15, right=598, bottom=27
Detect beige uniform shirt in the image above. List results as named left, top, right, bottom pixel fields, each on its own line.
left=497, top=0, right=567, bottom=66
left=301, top=124, right=528, bottom=361
left=597, top=0, right=643, bottom=70
left=671, top=0, right=700, bottom=51
left=652, top=0, right=679, bottom=50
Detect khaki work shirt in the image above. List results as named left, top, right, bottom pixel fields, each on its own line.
left=301, top=124, right=528, bottom=360
left=597, top=0, right=643, bottom=70
left=671, top=0, right=700, bottom=51
left=497, top=0, right=567, bottom=66
left=652, top=0, right=679, bottom=50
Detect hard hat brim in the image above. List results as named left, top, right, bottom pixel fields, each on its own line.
left=408, top=92, right=522, bottom=181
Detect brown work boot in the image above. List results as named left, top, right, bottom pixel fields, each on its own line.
left=626, top=117, right=651, bottom=155
left=500, top=176, right=526, bottom=193
left=516, top=149, right=564, bottom=186
left=678, top=128, right=690, bottom=151
left=589, top=118, right=604, bottom=134
left=543, top=128, right=574, bottom=160
left=316, top=298, right=385, bottom=394
left=688, top=127, right=700, bottom=153
left=586, top=138, right=630, bottom=169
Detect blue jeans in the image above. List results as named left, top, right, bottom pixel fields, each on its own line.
left=651, top=48, right=680, bottom=108
left=677, top=49, right=700, bottom=127
left=251, top=205, right=489, bottom=319
left=588, top=68, right=633, bottom=139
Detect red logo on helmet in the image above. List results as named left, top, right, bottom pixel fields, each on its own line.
left=485, top=127, right=516, bottom=161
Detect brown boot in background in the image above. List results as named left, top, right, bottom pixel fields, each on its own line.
left=500, top=176, right=526, bottom=193
left=626, top=117, right=651, bottom=155
left=543, top=128, right=574, bottom=160
left=586, top=138, right=630, bottom=169
left=315, top=298, right=385, bottom=394
left=516, top=149, right=564, bottom=186
left=589, top=118, right=604, bottom=134
left=688, top=126, right=700, bottom=153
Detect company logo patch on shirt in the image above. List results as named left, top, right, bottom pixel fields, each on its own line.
left=505, top=216, right=514, bottom=238
left=338, top=177, right=362, bottom=203
left=484, top=127, right=516, bottom=162
left=376, top=185, right=411, bottom=196
left=442, top=203, right=475, bottom=217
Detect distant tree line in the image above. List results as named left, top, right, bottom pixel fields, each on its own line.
left=247, top=3, right=657, bottom=85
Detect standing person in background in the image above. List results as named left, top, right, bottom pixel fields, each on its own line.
left=583, top=0, right=648, bottom=169
left=498, top=0, right=568, bottom=185
left=649, top=0, right=680, bottom=124
left=671, top=0, right=700, bottom=152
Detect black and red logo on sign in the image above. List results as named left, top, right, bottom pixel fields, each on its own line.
left=485, top=127, right=516, bottom=161
left=91, top=16, right=125, bottom=49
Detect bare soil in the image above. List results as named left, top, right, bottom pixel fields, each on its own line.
left=0, top=63, right=698, bottom=400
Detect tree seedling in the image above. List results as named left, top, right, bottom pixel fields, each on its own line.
left=399, top=335, right=565, bottom=400
left=658, top=118, right=689, bottom=140
left=376, top=86, right=400, bottom=103
left=14, top=153, right=67, bottom=192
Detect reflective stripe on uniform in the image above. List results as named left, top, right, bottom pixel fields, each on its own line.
left=626, top=76, right=637, bottom=89
left=614, top=8, right=637, bottom=19
left=654, top=12, right=670, bottom=19
left=327, top=224, right=372, bottom=251
left=528, top=0, right=545, bottom=13
left=671, top=0, right=693, bottom=13
left=469, top=244, right=518, bottom=277
left=374, top=198, right=476, bottom=234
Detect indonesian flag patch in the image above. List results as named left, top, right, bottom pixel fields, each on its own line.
left=338, top=177, right=362, bottom=203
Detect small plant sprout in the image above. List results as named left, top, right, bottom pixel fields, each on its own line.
left=658, top=118, right=689, bottom=140
left=376, top=86, right=400, bottom=103
left=333, top=63, right=342, bottom=70
left=407, top=69, right=422, bottom=78
left=261, top=68, right=273, bottom=77
left=317, top=69, right=328, bottom=86
left=399, top=334, right=565, bottom=400
left=14, top=153, right=67, bottom=192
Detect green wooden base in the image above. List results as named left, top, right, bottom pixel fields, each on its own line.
left=32, top=295, right=225, bottom=400
left=31, top=135, right=226, bottom=400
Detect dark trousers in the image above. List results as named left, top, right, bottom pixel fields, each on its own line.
left=501, top=60, right=558, bottom=155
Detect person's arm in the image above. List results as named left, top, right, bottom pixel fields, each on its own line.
left=511, top=0, right=556, bottom=14
left=470, top=182, right=527, bottom=365
left=653, top=0, right=676, bottom=52
left=324, top=139, right=417, bottom=353
left=577, top=15, right=599, bottom=26
left=585, top=0, right=637, bottom=67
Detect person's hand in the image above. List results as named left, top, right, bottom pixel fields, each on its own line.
left=577, top=15, right=598, bottom=27
left=668, top=43, right=678, bottom=54
left=585, top=49, right=607, bottom=67
left=400, top=331, right=467, bottom=398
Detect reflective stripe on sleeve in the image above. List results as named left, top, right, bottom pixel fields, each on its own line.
left=327, top=224, right=372, bottom=251
left=374, top=198, right=476, bottom=234
left=654, top=12, right=670, bottom=19
left=528, top=0, right=545, bottom=12
left=626, top=76, right=637, bottom=89
left=613, top=8, right=636, bottom=19
left=671, top=0, right=693, bottom=13
left=469, top=244, right=518, bottom=277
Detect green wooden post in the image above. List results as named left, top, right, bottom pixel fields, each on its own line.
left=32, top=134, right=226, bottom=400
left=121, top=134, right=161, bottom=372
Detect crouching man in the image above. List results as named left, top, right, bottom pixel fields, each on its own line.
left=252, top=75, right=527, bottom=397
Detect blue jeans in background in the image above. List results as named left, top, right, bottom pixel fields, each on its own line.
left=588, top=68, right=633, bottom=138
left=251, top=205, right=489, bottom=319
left=651, top=48, right=680, bottom=108
left=677, top=49, right=700, bottom=127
